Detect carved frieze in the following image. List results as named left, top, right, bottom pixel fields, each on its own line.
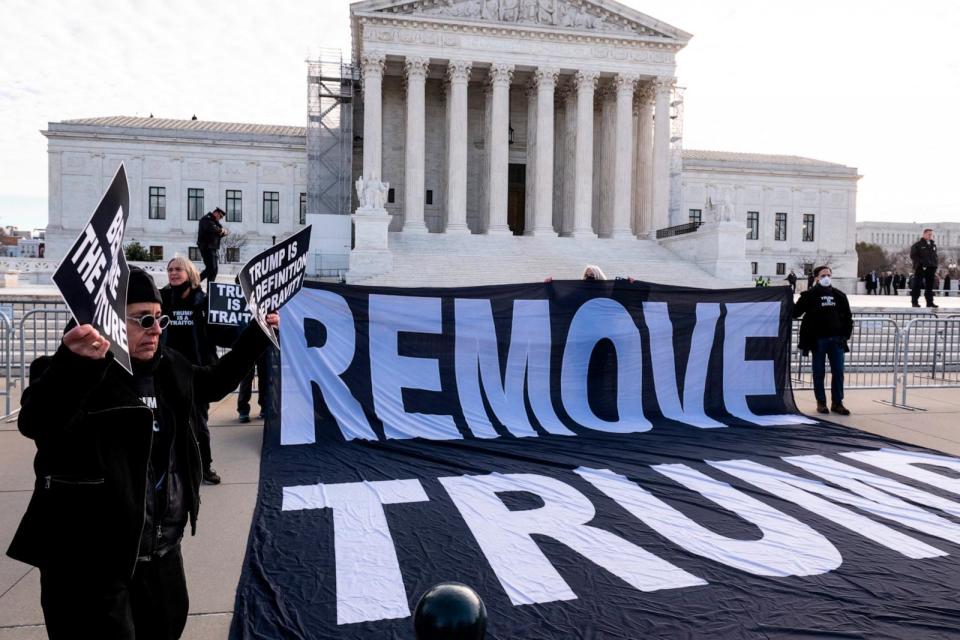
left=385, top=0, right=674, bottom=38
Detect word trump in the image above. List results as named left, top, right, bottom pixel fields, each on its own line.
left=281, top=448, right=960, bottom=625
left=280, top=288, right=812, bottom=446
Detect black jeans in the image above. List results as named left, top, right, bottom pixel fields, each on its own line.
left=199, top=247, right=218, bottom=283
left=911, top=266, right=936, bottom=306
left=40, top=545, right=188, bottom=640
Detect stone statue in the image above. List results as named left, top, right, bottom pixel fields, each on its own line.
left=707, top=185, right=736, bottom=223
left=355, top=177, right=390, bottom=211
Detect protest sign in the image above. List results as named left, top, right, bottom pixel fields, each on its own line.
left=52, top=164, right=132, bottom=372
left=238, top=226, right=311, bottom=348
left=208, top=282, right=253, bottom=327
left=232, top=281, right=960, bottom=639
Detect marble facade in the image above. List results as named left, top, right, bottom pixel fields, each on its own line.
left=349, top=0, right=688, bottom=271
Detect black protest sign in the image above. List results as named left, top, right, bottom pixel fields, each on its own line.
left=208, top=282, right=253, bottom=327
left=238, top=226, right=311, bottom=348
left=52, top=164, right=132, bottom=372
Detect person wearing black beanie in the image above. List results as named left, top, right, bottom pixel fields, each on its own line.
left=8, top=266, right=278, bottom=639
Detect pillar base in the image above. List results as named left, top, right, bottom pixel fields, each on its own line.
left=444, top=223, right=472, bottom=235
left=608, top=229, right=635, bottom=240
left=485, top=226, right=513, bottom=236
left=569, top=228, right=598, bottom=239
left=402, top=223, right=430, bottom=234
left=527, top=226, right=557, bottom=237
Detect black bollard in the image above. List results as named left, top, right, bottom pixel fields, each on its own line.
left=413, top=582, right=487, bottom=640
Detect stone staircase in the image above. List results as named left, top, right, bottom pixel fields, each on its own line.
left=353, top=232, right=747, bottom=288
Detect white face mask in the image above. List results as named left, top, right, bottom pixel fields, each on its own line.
left=819, top=276, right=831, bottom=287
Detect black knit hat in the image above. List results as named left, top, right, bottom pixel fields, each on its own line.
left=127, top=266, right=162, bottom=305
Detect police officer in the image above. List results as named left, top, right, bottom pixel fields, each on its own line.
left=910, top=228, right=939, bottom=308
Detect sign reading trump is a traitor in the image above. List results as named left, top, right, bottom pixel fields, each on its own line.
left=232, top=281, right=960, bottom=639
left=52, top=164, right=132, bottom=372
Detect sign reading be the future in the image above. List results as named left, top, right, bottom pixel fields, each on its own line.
left=233, top=281, right=960, bottom=639
left=52, top=164, right=132, bottom=373
left=237, top=226, right=311, bottom=348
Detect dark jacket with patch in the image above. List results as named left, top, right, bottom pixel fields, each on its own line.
left=197, top=213, right=225, bottom=250
left=910, top=238, right=938, bottom=270
left=7, top=324, right=269, bottom=578
left=792, top=285, right=853, bottom=356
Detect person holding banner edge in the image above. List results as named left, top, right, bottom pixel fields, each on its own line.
left=792, top=265, right=853, bottom=416
left=8, top=267, right=278, bottom=639
left=161, top=255, right=221, bottom=484
left=197, top=206, right=227, bottom=283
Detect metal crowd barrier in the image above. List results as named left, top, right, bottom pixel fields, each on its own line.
left=0, top=311, right=13, bottom=415
left=791, top=317, right=901, bottom=405
left=899, top=316, right=960, bottom=408
left=18, top=308, right=74, bottom=383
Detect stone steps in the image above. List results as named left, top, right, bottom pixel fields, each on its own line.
left=355, top=232, right=746, bottom=288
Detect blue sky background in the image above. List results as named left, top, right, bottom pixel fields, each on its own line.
left=1, top=0, right=958, bottom=230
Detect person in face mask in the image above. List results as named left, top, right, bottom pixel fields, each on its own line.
left=792, top=265, right=853, bottom=415
left=161, top=256, right=220, bottom=484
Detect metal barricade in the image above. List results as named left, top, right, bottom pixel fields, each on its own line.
left=0, top=311, right=13, bottom=415
left=900, top=316, right=960, bottom=407
left=18, top=309, right=74, bottom=383
left=791, top=317, right=900, bottom=404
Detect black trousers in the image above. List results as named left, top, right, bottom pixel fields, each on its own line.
left=237, top=349, right=274, bottom=418
left=40, top=545, right=188, bottom=640
left=911, top=266, right=936, bottom=306
left=198, top=247, right=218, bottom=283
left=194, top=402, right=212, bottom=469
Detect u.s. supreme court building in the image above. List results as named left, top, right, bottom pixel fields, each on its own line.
left=42, top=0, right=861, bottom=289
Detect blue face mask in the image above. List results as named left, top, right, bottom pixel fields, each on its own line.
left=819, top=276, right=831, bottom=287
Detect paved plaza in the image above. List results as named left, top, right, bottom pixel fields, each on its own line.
left=1, top=378, right=959, bottom=638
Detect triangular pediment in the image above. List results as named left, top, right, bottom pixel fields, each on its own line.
left=352, top=0, right=690, bottom=41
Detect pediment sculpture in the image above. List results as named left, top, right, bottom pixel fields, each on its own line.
left=389, top=0, right=671, bottom=37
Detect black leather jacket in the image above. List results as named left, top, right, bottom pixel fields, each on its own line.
left=7, top=323, right=269, bottom=578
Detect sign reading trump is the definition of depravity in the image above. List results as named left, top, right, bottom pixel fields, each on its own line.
left=238, top=225, right=311, bottom=348
left=52, top=164, right=132, bottom=372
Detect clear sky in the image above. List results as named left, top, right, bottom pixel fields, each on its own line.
left=1, top=0, right=958, bottom=230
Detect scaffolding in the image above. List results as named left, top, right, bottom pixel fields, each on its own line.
left=307, top=50, right=356, bottom=217
left=668, top=85, right=685, bottom=226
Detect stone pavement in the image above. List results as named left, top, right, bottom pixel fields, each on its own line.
left=2, top=387, right=960, bottom=639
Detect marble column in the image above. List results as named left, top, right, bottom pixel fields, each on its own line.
left=530, top=67, right=558, bottom=236
left=561, top=84, right=577, bottom=235
left=571, top=70, right=598, bottom=238
left=403, top=57, right=430, bottom=232
left=635, top=82, right=655, bottom=237
left=360, top=54, right=386, bottom=182
left=486, top=63, right=514, bottom=235
left=610, top=74, right=637, bottom=239
left=651, top=77, right=674, bottom=233
left=524, top=81, right=537, bottom=232
left=598, top=85, right=616, bottom=237
left=445, top=61, right=472, bottom=234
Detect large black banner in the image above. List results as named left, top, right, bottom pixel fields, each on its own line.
left=233, top=281, right=960, bottom=639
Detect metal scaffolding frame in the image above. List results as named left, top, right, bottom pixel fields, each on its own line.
left=307, top=51, right=356, bottom=217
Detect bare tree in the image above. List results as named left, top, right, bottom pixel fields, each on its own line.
left=219, top=232, right=249, bottom=263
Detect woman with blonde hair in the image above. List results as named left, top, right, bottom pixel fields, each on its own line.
left=161, top=255, right=221, bottom=484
